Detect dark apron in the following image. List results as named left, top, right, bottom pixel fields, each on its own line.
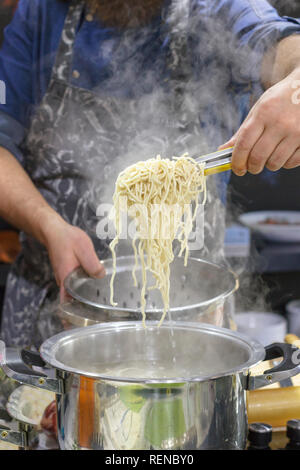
left=1, top=0, right=226, bottom=348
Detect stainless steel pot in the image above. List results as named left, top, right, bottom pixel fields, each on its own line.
left=61, top=256, right=238, bottom=329
left=1, top=322, right=300, bottom=450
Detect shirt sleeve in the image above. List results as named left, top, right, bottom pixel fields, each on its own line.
left=0, top=0, right=38, bottom=164
left=210, top=0, right=300, bottom=82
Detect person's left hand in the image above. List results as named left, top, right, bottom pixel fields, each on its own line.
left=220, top=67, right=300, bottom=176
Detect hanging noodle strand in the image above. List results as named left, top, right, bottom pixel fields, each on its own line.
left=109, top=155, right=207, bottom=327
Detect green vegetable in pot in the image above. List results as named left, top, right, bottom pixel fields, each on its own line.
left=145, top=398, right=186, bottom=448
left=119, top=385, right=146, bottom=413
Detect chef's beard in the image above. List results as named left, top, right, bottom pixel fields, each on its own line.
left=86, top=0, right=165, bottom=28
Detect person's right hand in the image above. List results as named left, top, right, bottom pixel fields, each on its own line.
left=42, top=215, right=106, bottom=301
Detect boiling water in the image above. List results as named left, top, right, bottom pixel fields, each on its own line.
left=167, top=310, right=178, bottom=367
left=94, top=313, right=183, bottom=380
left=94, top=360, right=195, bottom=380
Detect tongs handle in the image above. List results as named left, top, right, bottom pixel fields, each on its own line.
left=195, top=147, right=233, bottom=176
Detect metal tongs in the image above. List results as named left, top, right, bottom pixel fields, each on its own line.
left=195, top=147, right=233, bottom=176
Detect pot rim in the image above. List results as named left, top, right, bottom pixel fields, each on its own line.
left=40, top=321, right=265, bottom=384
left=64, top=256, right=239, bottom=313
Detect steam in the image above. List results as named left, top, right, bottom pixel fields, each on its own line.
left=66, top=2, right=260, bottom=260
left=226, top=182, right=272, bottom=314
left=50, top=0, right=293, bottom=317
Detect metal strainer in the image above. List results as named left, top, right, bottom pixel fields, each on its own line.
left=63, top=256, right=238, bottom=327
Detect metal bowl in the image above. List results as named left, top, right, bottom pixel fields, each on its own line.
left=63, top=256, right=238, bottom=327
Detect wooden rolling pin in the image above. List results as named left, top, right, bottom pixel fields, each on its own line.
left=247, top=386, right=300, bottom=428
left=285, top=334, right=300, bottom=347
left=247, top=334, right=300, bottom=428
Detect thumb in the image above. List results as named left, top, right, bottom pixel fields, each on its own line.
left=218, top=139, right=235, bottom=151
left=76, top=242, right=106, bottom=279
left=218, top=132, right=239, bottom=151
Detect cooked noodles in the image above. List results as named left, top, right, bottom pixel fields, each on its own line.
left=109, top=155, right=207, bottom=326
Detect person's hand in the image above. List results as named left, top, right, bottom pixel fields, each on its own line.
left=42, top=215, right=106, bottom=301
left=220, top=67, right=300, bottom=175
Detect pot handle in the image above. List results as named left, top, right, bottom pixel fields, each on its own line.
left=0, top=408, right=31, bottom=448
left=0, top=341, right=63, bottom=394
left=247, top=342, right=300, bottom=391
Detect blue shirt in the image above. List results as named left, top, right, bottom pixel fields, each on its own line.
left=0, top=0, right=300, bottom=168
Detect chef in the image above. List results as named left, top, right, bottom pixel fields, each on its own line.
left=0, top=0, right=300, bottom=348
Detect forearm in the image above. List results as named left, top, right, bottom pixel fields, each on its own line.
left=0, top=146, right=64, bottom=246
left=262, top=35, right=300, bottom=88
left=0, top=146, right=105, bottom=288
